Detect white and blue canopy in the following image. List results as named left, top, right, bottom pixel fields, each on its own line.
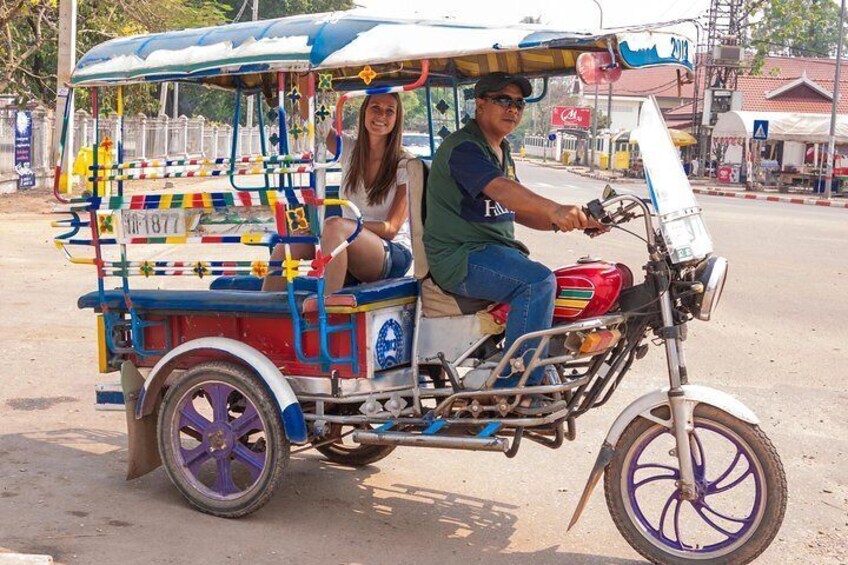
left=71, top=11, right=695, bottom=88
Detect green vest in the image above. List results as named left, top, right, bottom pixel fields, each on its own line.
left=423, top=120, right=528, bottom=290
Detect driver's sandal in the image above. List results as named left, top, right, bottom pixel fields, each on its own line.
left=511, top=396, right=569, bottom=416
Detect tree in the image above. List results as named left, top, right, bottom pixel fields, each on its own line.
left=0, top=0, right=353, bottom=109
left=221, top=0, right=352, bottom=21
left=170, top=0, right=354, bottom=122
left=748, top=0, right=844, bottom=73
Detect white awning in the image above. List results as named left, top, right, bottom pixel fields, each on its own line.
left=712, top=111, right=848, bottom=144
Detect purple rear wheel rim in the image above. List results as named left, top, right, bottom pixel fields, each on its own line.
left=174, top=381, right=268, bottom=500
left=624, top=418, right=765, bottom=558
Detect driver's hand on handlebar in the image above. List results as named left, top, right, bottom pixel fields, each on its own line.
left=550, top=205, right=607, bottom=233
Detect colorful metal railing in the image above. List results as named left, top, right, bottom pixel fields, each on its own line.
left=53, top=61, right=430, bottom=371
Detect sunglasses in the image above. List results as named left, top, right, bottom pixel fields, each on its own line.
left=484, top=95, right=527, bottom=111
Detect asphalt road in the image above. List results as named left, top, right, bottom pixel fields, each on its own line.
left=0, top=166, right=846, bottom=564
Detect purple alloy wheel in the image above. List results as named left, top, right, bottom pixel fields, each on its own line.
left=175, top=381, right=268, bottom=499
left=624, top=419, right=765, bottom=558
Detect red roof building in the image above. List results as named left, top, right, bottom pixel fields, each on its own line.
left=593, top=55, right=848, bottom=130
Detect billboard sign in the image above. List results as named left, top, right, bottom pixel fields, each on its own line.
left=14, top=110, right=36, bottom=190
left=551, top=106, right=591, bottom=129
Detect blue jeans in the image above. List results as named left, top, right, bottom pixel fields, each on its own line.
left=381, top=240, right=413, bottom=279
left=444, top=245, right=556, bottom=386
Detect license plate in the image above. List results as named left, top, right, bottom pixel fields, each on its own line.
left=117, top=210, right=187, bottom=241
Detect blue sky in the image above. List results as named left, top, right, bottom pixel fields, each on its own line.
left=354, top=0, right=711, bottom=39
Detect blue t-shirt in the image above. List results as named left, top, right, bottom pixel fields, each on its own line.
left=424, top=120, right=528, bottom=289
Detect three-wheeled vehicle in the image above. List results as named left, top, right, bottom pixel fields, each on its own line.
left=53, top=12, right=786, bottom=564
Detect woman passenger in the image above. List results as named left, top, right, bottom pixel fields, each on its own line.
left=262, top=93, right=413, bottom=294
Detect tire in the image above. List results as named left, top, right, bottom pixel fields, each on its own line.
left=604, top=405, right=787, bottom=565
left=158, top=362, right=289, bottom=518
left=313, top=422, right=396, bottom=466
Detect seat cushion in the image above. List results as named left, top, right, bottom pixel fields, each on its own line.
left=301, top=277, right=418, bottom=313
left=209, top=276, right=264, bottom=292
left=210, top=276, right=318, bottom=293
left=420, top=278, right=492, bottom=318
left=79, top=277, right=420, bottom=317
left=78, top=289, right=308, bottom=315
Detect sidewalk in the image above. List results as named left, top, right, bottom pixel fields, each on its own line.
left=519, top=157, right=848, bottom=210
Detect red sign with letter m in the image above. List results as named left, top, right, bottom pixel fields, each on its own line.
left=551, top=106, right=591, bottom=129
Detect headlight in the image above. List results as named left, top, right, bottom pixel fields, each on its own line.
left=693, top=256, right=728, bottom=321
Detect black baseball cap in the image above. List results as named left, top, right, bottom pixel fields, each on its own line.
left=474, top=72, right=532, bottom=98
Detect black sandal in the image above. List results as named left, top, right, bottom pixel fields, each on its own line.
left=512, top=396, right=567, bottom=416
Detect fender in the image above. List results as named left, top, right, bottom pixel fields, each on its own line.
left=136, top=337, right=307, bottom=444
left=605, top=384, right=759, bottom=446
left=567, top=384, right=759, bottom=530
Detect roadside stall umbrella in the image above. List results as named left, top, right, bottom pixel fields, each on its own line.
left=615, top=128, right=697, bottom=147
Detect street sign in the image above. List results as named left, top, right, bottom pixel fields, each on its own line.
left=547, top=133, right=557, bottom=142
left=753, top=119, right=769, bottom=140
left=551, top=106, right=591, bottom=129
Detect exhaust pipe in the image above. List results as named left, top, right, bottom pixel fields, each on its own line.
left=353, top=431, right=509, bottom=453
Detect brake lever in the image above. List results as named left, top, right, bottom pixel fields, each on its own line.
left=583, top=201, right=610, bottom=237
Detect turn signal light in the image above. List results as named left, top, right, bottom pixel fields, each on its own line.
left=566, top=330, right=621, bottom=355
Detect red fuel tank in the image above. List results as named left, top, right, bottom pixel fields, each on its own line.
left=553, top=259, right=631, bottom=322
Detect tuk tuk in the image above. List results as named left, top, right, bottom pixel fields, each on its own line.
left=52, top=12, right=785, bottom=564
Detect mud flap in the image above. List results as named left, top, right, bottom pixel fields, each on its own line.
left=568, top=441, right=615, bottom=530
left=121, top=361, right=161, bottom=480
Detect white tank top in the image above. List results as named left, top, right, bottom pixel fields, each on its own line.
left=338, top=134, right=411, bottom=250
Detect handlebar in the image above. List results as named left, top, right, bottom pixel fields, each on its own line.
left=584, top=192, right=657, bottom=248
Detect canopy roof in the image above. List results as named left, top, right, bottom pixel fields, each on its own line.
left=712, top=111, right=848, bottom=144
left=70, top=11, right=695, bottom=89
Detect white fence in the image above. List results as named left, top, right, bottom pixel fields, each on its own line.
left=524, top=132, right=614, bottom=167
left=1, top=106, right=275, bottom=192
left=71, top=112, right=273, bottom=162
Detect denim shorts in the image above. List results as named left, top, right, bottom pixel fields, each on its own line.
left=381, top=240, right=413, bottom=278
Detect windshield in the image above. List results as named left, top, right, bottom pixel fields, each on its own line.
left=633, top=97, right=713, bottom=264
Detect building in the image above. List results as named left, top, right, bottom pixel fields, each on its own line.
left=573, top=55, right=847, bottom=173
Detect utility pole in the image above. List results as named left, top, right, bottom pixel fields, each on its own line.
left=697, top=0, right=745, bottom=178
left=606, top=82, right=613, bottom=173
left=53, top=0, right=77, bottom=191
left=824, top=0, right=845, bottom=200
left=245, top=0, right=259, bottom=132
left=590, top=84, right=599, bottom=171
left=172, top=83, right=179, bottom=119
left=588, top=0, right=603, bottom=172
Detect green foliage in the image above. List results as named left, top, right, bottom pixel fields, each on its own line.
left=1, top=0, right=228, bottom=105
left=1, top=0, right=353, bottom=108
left=748, top=0, right=843, bottom=73
left=221, top=0, right=353, bottom=21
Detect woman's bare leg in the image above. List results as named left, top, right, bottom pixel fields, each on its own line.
left=261, top=242, right=314, bottom=291
left=321, top=217, right=387, bottom=295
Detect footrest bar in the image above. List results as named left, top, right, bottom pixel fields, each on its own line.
left=478, top=422, right=502, bottom=438
left=353, top=431, right=509, bottom=453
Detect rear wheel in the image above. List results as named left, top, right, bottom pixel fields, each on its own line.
left=158, top=362, right=289, bottom=518
left=604, top=405, right=786, bottom=564
left=313, top=422, right=396, bottom=466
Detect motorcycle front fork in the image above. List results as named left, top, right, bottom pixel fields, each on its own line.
left=659, top=291, right=698, bottom=500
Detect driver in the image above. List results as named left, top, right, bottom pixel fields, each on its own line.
left=423, top=72, right=601, bottom=395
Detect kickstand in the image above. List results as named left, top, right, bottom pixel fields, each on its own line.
left=437, top=352, right=464, bottom=392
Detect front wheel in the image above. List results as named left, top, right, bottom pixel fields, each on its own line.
left=604, top=405, right=787, bottom=565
